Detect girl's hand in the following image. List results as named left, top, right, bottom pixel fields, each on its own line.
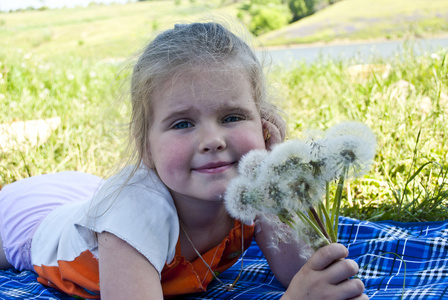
left=281, top=243, right=367, bottom=300
left=262, top=118, right=285, bottom=150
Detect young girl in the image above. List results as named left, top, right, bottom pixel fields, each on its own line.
left=0, top=22, right=367, bottom=300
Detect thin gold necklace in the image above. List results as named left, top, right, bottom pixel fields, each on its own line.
left=179, top=221, right=244, bottom=291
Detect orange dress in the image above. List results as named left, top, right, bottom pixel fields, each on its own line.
left=34, top=221, right=254, bottom=298
left=161, top=220, right=254, bottom=297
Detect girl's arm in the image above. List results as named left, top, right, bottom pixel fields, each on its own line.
left=98, top=231, right=163, bottom=300
left=254, top=215, right=310, bottom=287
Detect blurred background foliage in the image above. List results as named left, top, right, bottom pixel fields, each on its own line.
left=0, top=0, right=447, bottom=222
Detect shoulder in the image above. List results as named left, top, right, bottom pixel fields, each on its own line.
left=80, top=165, right=177, bottom=229
left=90, top=165, right=174, bottom=214
left=77, top=166, right=179, bottom=272
left=100, top=165, right=171, bottom=197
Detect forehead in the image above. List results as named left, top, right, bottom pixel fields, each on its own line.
left=152, top=64, right=256, bottom=111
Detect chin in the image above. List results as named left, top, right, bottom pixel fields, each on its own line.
left=207, top=182, right=230, bottom=197
left=206, top=192, right=225, bottom=202
left=209, top=189, right=227, bottom=202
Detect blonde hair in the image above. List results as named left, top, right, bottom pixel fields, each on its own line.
left=129, top=22, right=284, bottom=171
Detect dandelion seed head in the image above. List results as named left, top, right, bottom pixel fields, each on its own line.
left=254, top=139, right=326, bottom=210
left=259, top=163, right=324, bottom=212
left=267, top=183, right=285, bottom=206
left=323, top=135, right=376, bottom=179
left=238, top=149, right=268, bottom=180
left=263, top=140, right=312, bottom=177
left=270, top=140, right=311, bottom=163
left=263, top=181, right=293, bottom=213
left=325, top=121, right=376, bottom=150
left=340, top=149, right=356, bottom=163
left=224, top=178, right=260, bottom=224
left=308, top=159, right=327, bottom=177
left=272, top=156, right=303, bottom=175
left=288, top=169, right=325, bottom=208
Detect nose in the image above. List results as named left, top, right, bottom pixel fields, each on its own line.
left=199, top=126, right=227, bottom=153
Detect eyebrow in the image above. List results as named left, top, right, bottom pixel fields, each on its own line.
left=219, top=105, right=254, bottom=116
left=159, top=107, right=197, bottom=124
left=159, top=103, right=256, bottom=124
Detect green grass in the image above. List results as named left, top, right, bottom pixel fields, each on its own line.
left=2, top=0, right=447, bottom=58
left=260, top=0, right=448, bottom=46
left=0, top=0, right=447, bottom=222
left=0, top=0, right=241, bottom=59
left=271, top=47, right=448, bottom=221
left=0, top=52, right=127, bottom=181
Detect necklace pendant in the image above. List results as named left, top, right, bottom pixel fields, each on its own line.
left=224, top=284, right=234, bottom=291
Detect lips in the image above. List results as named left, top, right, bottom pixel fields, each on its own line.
left=193, top=161, right=235, bottom=174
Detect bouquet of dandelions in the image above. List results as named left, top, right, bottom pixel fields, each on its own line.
left=224, top=121, right=376, bottom=251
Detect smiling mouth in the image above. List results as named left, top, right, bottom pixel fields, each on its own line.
left=193, top=162, right=235, bottom=174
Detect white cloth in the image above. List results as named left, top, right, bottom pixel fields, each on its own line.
left=28, top=166, right=179, bottom=275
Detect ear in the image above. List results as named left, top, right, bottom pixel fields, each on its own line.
left=262, top=118, right=284, bottom=151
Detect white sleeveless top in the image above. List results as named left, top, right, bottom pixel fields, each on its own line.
left=31, top=166, right=179, bottom=276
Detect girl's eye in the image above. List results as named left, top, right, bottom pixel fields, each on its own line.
left=223, top=115, right=244, bottom=123
left=172, top=121, right=193, bottom=129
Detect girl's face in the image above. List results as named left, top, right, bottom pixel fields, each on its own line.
left=148, top=66, right=266, bottom=203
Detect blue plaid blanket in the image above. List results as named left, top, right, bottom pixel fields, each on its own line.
left=1, top=216, right=448, bottom=299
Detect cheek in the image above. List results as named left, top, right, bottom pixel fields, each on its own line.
left=153, top=139, right=188, bottom=172
left=232, top=126, right=266, bottom=154
left=152, top=146, right=189, bottom=191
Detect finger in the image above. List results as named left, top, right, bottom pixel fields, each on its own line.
left=307, top=243, right=348, bottom=271
left=348, top=294, right=370, bottom=300
left=327, top=259, right=360, bottom=284
left=334, top=278, right=365, bottom=300
left=262, top=119, right=283, bottom=150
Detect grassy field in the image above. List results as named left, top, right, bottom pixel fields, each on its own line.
left=0, top=0, right=241, bottom=59
left=261, top=0, right=448, bottom=46
left=276, top=52, right=448, bottom=222
left=0, top=0, right=447, bottom=222
left=1, top=0, right=448, bottom=57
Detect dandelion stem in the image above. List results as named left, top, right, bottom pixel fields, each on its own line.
left=296, top=210, right=331, bottom=248
left=309, top=206, right=331, bottom=242
left=346, top=181, right=353, bottom=207
left=325, top=181, right=330, bottom=209
left=332, top=168, right=347, bottom=241
left=319, top=202, right=337, bottom=243
left=278, top=214, right=295, bottom=228
left=317, top=204, right=325, bottom=233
